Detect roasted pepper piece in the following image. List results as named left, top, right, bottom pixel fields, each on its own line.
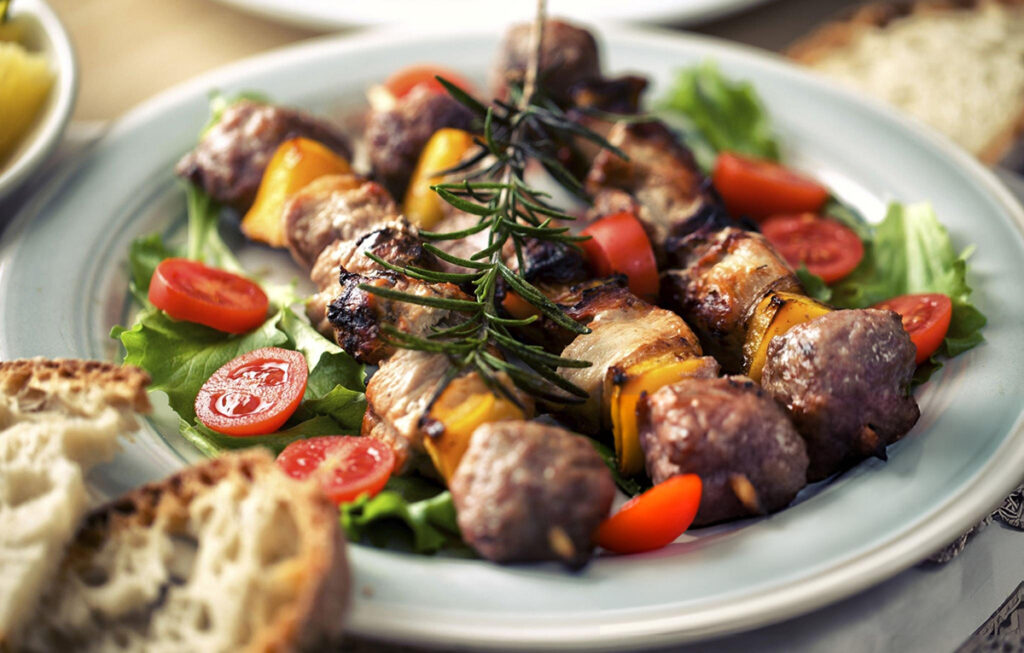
left=743, top=291, right=832, bottom=383
left=609, top=356, right=713, bottom=476
left=241, top=137, right=352, bottom=247
left=403, top=128, right=474, bottom=229
left=424, top=374, right=525, bottom=481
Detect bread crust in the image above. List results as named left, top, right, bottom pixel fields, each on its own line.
left=0, top=358, right=151, bottom=415
left=787, top=0, right=1024, bottom=164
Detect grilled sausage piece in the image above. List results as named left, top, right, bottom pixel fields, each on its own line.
left=661, top=227, right=802, bottom=372
left=366, top=85, right=475, bottom=200
left=639, top=376, right=808, bottom=526
left=450, top=421, right=615, bottom=568
left=175, top=100, right=351, bottom=210
left=490, top=19, right=601, bottom=106
left=761, top=309, right=920, bottom=481
left=585, top=121, right=731, bottom=264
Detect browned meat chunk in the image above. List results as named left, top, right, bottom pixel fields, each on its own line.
left=175, top=100, right=351, bottom=209
left=761, top=309, right=920, bottom=481
left=327, top=271, right=469, bottom=365
left=568, top=75, right=648, bottom=114
left=639, top=376, right=808, bottom=526
left=283, top=176, right=400, bottom=269
left=661, top=227, right=801, bottom=372
left=585, top=121, right=730, bottom=264
left=449, top=421, right=614, bottom=567
left=366, top=85, right=475, bottom=199
left=490, top=19, right=601, bottom=106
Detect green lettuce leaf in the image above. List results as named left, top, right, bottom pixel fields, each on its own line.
left=591, top=440, right=649, bottom=497
left=658, top=60, right=780, bottom=171
left=179, top=415, right=347, bottom=458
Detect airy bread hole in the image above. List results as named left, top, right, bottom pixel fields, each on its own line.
left=259, top=502, right=300, bottom=567
left=195, top=604, right=212, bottom=632
left=79, top=564, right=110, bottom=588
left=167, top=534, right=198, bottom=583
left=4, top=468, right=53, bottom=508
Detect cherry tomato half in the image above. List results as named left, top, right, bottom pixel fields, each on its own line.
left=149, top=258, right=268, bottom=334
left=195, top=347, right=308, bottom=436
left=761, top=213, right=865, bottom=283
left=580, top=211, right=660, bottom=302
left=713, top=152, right=829, bottom=221
left=874, top=293, right=953, bottom=365
left=276, top=436, right=396, bottom=505
left=594, top=474, right=702, bottom=555
left=383, top=64, right=475, bottom=100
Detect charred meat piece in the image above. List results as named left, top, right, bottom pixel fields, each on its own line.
left=490, top=19, right=601, bottom=106
left=761, top=309, right=920, bottom=481
left=585, top=121, right=731, bottom=264
left=518, top=238, right=588, bottom=287
left=661, top=227, right=801, bottom=372
left=568, top=75, right=648, bottom=114
left=450, top=420, right=614, bottom=567
left=327, top=271, right=469, bottom=365
left=639, top=376, right=808, bottom=526
left=559, top=285, right=702, bottom=434
left=284, top=176, right=400, bottom=269
left=307, top=221, right=438, bottom=336
left=175, top=100, right=351, bottom=210
left=366, top=85, right=475, bottom=199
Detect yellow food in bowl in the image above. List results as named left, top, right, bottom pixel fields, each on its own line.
left=0, top=39, right=54, bottom=163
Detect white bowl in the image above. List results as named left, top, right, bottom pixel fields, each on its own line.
left=0, top=0, right=77, bottom=201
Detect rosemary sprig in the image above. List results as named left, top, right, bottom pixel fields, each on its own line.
left=0, top=0, right=10, bottom=24
left=359, top=2, right=623, bottom=406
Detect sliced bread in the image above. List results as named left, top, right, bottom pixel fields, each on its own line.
left=18, top=449, right=349, bottom=653
left=789, top=0, right=1024, bottom=163
left=0, top=359, right=150, bottom=645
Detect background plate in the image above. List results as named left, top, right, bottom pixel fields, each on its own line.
left=1, top=25, right=1023, bottom=650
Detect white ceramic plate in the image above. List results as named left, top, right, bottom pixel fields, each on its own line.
left=0, top=0, right=77, bottom=201
left=1, top=25, right=1023, bottom=650
left=212, top=0, right=772, bottom=29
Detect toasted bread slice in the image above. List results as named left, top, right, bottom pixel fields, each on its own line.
left=789, top=0, right=1024, bottom=163
left=0, top=359, right=150, bottom=645
left=19, top=449, right=349, bottom=653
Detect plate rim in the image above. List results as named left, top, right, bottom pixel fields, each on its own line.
left=2, top=23, right=1023, bottom=650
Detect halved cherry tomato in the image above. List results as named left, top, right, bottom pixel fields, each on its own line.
left=383, top=64, right=474, bottom=99
left=713, top=152, right=829, bottom=220
left=874, top=293, right=953, bottom=365
left=148, top=258, right=268, bottom=334
left=276, top=436, right=396, bottom=505
left=195, top=347, right=308, bottom=436
left=761, top=213, right=864, bottom=283
left=594, top=474, right=702, bottom=555
left=580, top=211, right=660, bottom=302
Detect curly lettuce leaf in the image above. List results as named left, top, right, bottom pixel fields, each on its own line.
left=658, top=60, right=780, bottom=171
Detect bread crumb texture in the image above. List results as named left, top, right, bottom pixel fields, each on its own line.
left=790, top=1, right=1024, bottom=162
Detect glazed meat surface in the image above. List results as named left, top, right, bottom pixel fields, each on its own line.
left=639, top=376, right=808, bottom=526
left=284, top=176, right=400, bottom=269
left=175, top=100, right=351, bottom=209
left=450, top=420, right=614, bottom=567
left=662, top=227, right=801, bottom=372
left=761, top=309, right=920, bottom=481
left=366, top=85, right=475, bottom=199
left=490, top=19, right=601, bottom=106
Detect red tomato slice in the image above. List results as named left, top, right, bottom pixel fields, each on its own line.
left=149, top=258, right=268, bottom=334
left=713, top=152, right=829, bottom=220
left=761, top=213, right=864, bottom=283
left=594, top=474, right=702, bottom=555
left=195, top=347, right=308, bottom=436
left=384, top=64, right=474, bottom=99
left=580, top=211, right=660, bottom=302
left=874, top=293, right=953, bottom=365
left=276, top=436, right=396, bottom=505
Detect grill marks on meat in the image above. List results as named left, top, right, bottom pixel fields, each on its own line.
left=366, top=85, right=475, bottom=199
left=662, top=227, right=801, bottom=372
left=449, top=421, right=614, bottom=567
left=491, top=20, right=601, bottom=106
left=761, top=309, right=920, bottom=481
left=585, top=121, right=731, bottom=264
left=639, top=376, right=808, bottom=526
left=175, top=101, right=351, bottom=210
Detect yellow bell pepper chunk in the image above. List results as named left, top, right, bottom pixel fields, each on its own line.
left=424, top=376, right=524, bottom=481
left=241, top=137, right=352, bottom=247
left=610, top=356, right=711, bottom=476
left=403, top=128, right=474, bottom=229
left=0, top=40, right=53, bottom=163
left=743, top=291, right=832, bottom=383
